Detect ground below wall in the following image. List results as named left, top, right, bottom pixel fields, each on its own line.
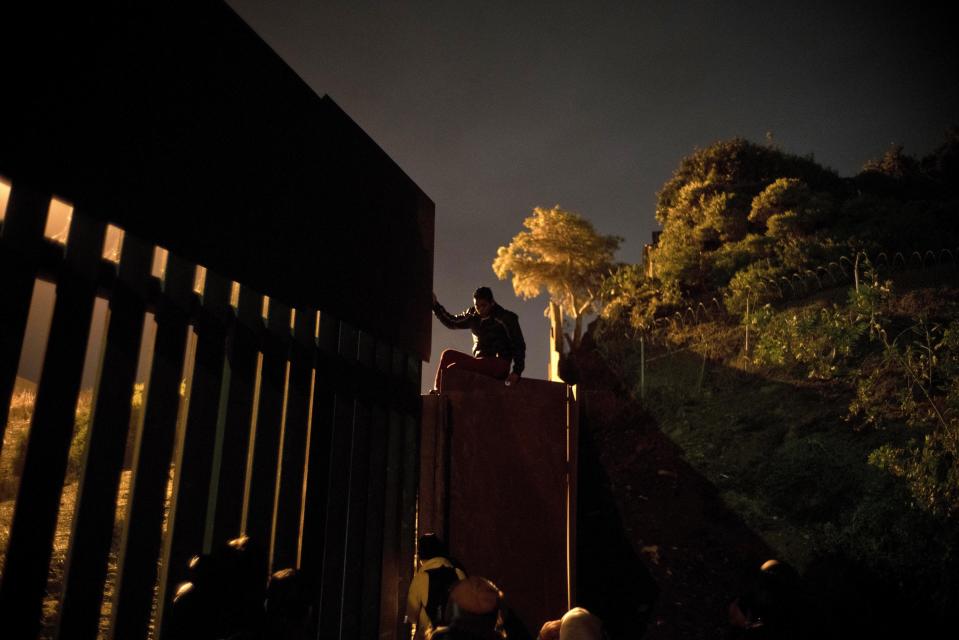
left=569, top=326, right=788, bottom=640
left=576, top=388, right=774, bottom=639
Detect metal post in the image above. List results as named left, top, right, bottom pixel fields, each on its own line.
left=854, top=253, right=860, bottom=294
left=639, top=334, right=645, bottom=400
left=697, top=340, right=707, bottom=394
left=744, top=294, right=750, bottom=369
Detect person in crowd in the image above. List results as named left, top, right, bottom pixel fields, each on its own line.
left=727, top=559, right=802, bottom=639
left=430, top=576, right=507, bottom=639
left=264, top=567, right=315, bottom=640
left=167, top=535, right=265, bottom=639
left=407, top=533, right=468, bottom=638
left=431, top=287, right=526, bottom=391
left=537, top=607, right=605, bottom=640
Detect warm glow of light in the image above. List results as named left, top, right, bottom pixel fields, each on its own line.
left=0, top=177, right=11, bottom=222
left=296, top=367, right=317, bottom=569
left=290, top=308, right=296, bottom=330
left=151, top=247, right=168, bottom=279
left=240, top=351, right=266, bottom=534
left=102, top=224, right=124, bottom=263
left=262, top=295, right=270, bottom=319
left=44, top=196, right=73, bottom=244
left=230, top=281, right=240, bottom=308
left=193, top=265, right=207, bottom=295
left=267, top=359, right=293, bottom=574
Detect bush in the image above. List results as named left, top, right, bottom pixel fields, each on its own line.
left=860, top=320, right=959, bottom=517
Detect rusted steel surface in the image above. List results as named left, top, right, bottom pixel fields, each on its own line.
left=432, top=369, right=576, bottom=634
left=418, top=394, right=449, bottom=542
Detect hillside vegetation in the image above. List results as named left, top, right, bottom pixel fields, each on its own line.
left=586, top=132, right=959, bottom=634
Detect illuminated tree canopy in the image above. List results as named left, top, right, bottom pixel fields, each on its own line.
left=493, top=205, right=621, bottom=347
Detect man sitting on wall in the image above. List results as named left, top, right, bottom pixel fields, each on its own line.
left=432, top=287, right=526, bottom=392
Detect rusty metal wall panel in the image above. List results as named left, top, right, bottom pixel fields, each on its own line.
left=566, top=385, right=579, bottom=611
left=418, top=394, right=449, bottom=542
left=442, top=370, right=572, bottom=634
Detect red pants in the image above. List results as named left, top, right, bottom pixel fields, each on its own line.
left=434, top=349, right=510, bottom=391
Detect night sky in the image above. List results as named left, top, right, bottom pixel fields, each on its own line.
left=227, top=0, right=958, bottom=389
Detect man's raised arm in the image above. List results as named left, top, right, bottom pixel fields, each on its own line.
left=432, top=292, right=473, bottom=330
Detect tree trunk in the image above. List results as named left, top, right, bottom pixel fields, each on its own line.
left=548, top=301, right=564, bottom=382
left=572, top=314, right=583, bottom=349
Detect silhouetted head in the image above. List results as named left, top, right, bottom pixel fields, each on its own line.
left=731, top=558, right=801, bottom=632
left=265, top=567, right=315, bottom=639
left=473, top=287, right=495, bottom=317
left=174, top=535, right=268, bottom=638
left=444, top=576, right=504, bottom=633
left=169, top=536, right=267, bottom=639
left=418, top=533, right=448, bottom=561
left=559, top=607, right=604, bottom=639
left=538, top=607, right=604, bottom=640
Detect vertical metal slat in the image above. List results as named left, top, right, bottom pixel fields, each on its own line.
left=377, top=408, right=404, bottom=640
left=340, top=399, right=372, bottom=638
left=298, top=312, right=338, bottom=605
left=359, top=402, right=390, bottom=640
left=396, top=411, right=420, bottom=640
left=207, top=285, right=262, bottom=545
left=154, top=270, right=232, bottom=638
left=316, top=393, right=356, bottom=639
left=109, top=253, right=195, bottom=640
left=56, top=233, right=153, bottom=640
left=244, top=299, right=290, bottom=577
left=271, top=306, right=316, bottom=571
left=0, top=185, right=49, bottom=458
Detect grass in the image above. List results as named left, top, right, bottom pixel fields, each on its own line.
left=0, top=379, right=37, bottom=502
left=0, top=378, right=162, bottom=640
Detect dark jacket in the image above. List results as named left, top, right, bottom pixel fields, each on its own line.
left=433, top=302, right=526, bottom=376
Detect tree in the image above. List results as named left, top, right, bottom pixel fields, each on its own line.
left=492, top=205, right=621, bottom=349
left=652, top=138, right=843, bottom=296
